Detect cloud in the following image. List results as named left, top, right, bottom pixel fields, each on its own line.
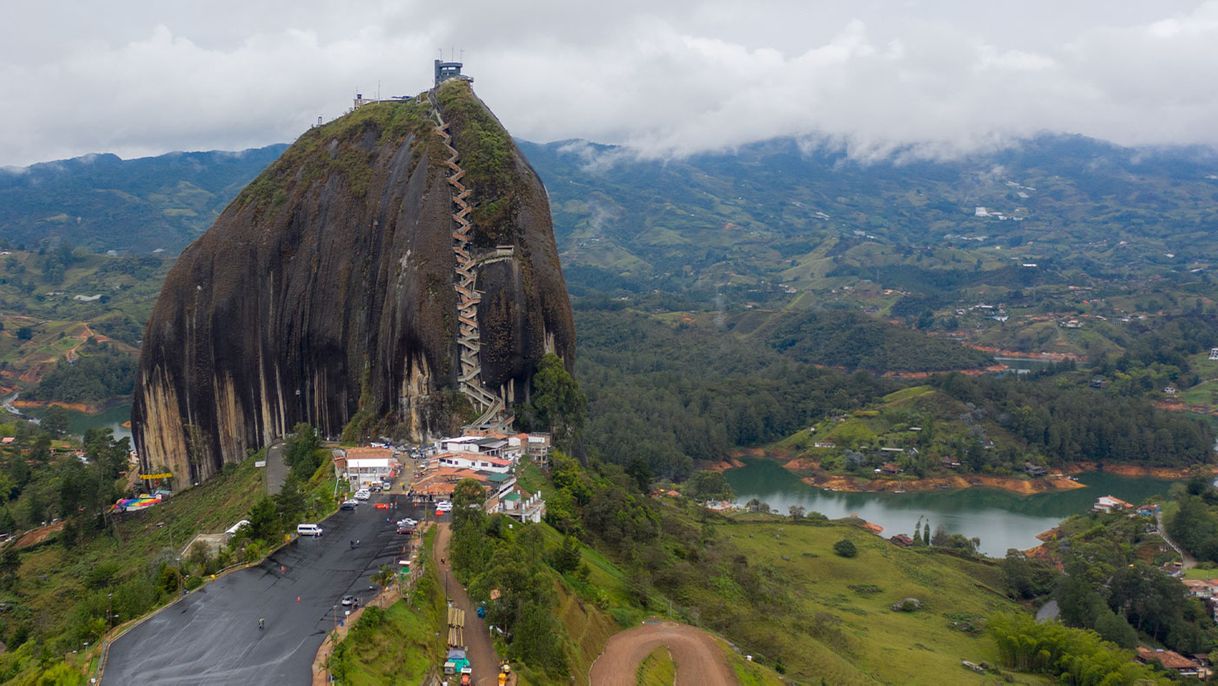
left=1, top=1, right=1217, bottom=165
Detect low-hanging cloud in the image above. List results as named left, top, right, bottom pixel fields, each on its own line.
left=2, top=0, right=1217, bottom=166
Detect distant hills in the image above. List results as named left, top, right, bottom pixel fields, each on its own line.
left=0, top=145, right=287, bottom=253
left=3, top=134, right=1217, bottom=304
left=519, top=134, right=1218, bottom=301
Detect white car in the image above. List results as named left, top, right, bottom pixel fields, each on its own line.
left=397, top=517, right=418, bottom=527
left=354, top=489, right=371, bottom=501
left=435, top=500, right=453, bottom=512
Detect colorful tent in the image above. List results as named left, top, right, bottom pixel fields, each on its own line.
left=112, top=494, right=162, bottom=512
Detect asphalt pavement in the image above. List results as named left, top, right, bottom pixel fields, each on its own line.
left=265, top=442, right=287, bottom=496
left=102, top=490, right=427, bottom=685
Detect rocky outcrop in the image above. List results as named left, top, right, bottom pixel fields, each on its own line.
left=132, top=81, right=575, bottom=486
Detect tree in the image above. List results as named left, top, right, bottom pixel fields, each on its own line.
left=788, top=505, right=806, bottom=521
left=1055, top=575, right=1104, bottom=628
left=452, top=479, right=487, bottom=532
left=40, top=407, right=69, bottom=438
left=931, top=525, right=950, bottom=547
left=685, top=470, right=734, bottom=502
left=519, top=354, right=586, bottom=448
left=371, top=564, right=395, bottom=590
left=744, top=498, right=770, bottom=514
left=1002, top=549, right=1057, bottom=599
left=0, top=547, right=19, bottom=588
left=549, top=535, right=582, bottom=574
left=15, top=327, right=33, bottom=341
left=284, top=423, right=321, bottom=477
left=833, top=539, right=858, bottom=558
left=247, top=497, right=279, bottom=541
left=1093, top=608, right=1137, bottom=649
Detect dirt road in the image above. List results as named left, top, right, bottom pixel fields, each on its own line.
left=588, top=621, right=735, bottom=686
left=435, top=523, right=502, bottom=685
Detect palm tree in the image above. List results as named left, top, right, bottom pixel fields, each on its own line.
left=372, top=564, right=395, bottom=590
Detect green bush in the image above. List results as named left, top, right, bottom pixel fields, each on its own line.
left=833, top=539, right=858, bottom=558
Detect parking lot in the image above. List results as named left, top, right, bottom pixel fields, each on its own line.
left=103, top=485, right=429, bottom=685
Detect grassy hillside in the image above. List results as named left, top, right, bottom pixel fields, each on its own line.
left=3, top=457, right=264, bottom=646
left=0, top=455, right=267, bottom=684
left=715, top=516, right=1036, bottom=684
left=327, top=529, right=447, bottom=685
left=0, top=248, right=166, bottom=397
left=772, top=384, right=1032, bottom=478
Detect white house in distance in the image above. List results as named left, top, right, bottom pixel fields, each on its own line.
left=1093, top=495, right=1134, bottom=514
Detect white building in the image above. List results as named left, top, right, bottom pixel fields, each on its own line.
left=1093, top=495, right=1133, bottom=514
left=440, top=436, right=509, bottom=457
left=343, top=458, right=394, bottom=492
left=436, top=453, right=513, bottom=474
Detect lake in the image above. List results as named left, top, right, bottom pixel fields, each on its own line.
left=26, top=402, right=133, bottom=441
left=724, top=459, right=1174, bottom=557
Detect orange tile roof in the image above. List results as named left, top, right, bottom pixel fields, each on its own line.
left=1137, top=647, right=1197, bottom=670
left=345, top=447, right=393, bottom=460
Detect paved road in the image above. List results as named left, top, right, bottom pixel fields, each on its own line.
left=435, top=523, right=501, bottom=685
left=102, top=492, right=422, bottom=685
left=265, top=442, right=288, bottom=496
left=589, top=621, right=734, bottom=686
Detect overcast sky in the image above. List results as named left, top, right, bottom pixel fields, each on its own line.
left=2, top=0, right=1217, bottom=166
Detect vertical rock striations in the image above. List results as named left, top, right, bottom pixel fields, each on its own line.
left=132, top=81, right=575, bottom=486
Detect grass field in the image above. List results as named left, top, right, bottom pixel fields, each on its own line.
left=635, top=646, right=675, bottom=685
left=708, top=516, right=1050, bottom=685
left=718, top=639, right=785, bottom=686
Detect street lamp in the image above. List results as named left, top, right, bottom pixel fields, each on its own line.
left=107, top=593, right=113, bottom=631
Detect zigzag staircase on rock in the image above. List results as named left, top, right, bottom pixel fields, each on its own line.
left=430, top=93, right=506, bottom=427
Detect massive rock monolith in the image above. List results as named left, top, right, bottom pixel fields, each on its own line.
left=132, top=80, right=575, bottom=486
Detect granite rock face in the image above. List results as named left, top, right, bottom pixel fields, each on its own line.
left=132, top=81, right=574, bottom=486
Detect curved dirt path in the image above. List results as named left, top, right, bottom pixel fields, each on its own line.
left=589, top=621, right=734, bottom=686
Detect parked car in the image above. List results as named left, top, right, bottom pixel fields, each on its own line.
left=397, top=517, right=418, bottom=527
left=296, top=523, right=324, bottom=537
left=396, top=525, right=415, bottom=535
left=341, top=594, right=359, bottom=607
left=435, top=500, right=453, bottom=512
left=354, top=489, right=371, bottom=501
left=368, top=483, right=381, bottom=493
left=340, top=499, right=359, bottom=511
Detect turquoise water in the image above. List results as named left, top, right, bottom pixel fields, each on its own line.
left=724, top=459, right=1173, bottom=557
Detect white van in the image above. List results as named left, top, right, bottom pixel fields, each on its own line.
left=296, top=523, right=324, bottom=537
